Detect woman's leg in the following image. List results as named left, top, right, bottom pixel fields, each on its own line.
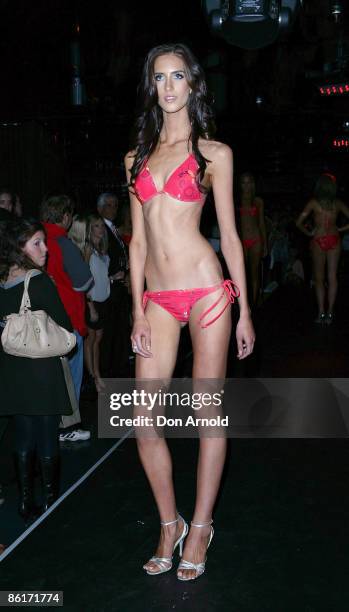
left=136, top=301, right=184, bottom=572
left=311, top=243, right=326, bottom=316
left=176, top=292, right=231, bottom=579
left=326, top=244, right=341, bottom=314
left=13, top=415, right=37, bottom=520
left=14, top=415, right=36, bottom=453
left=36, top=415, right=60, bottom=512
left=84, top=328, right=96, bottom=378
left=93, top=329, right=104, bottom=391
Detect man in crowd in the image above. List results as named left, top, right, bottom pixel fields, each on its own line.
left=97, top=193, right=130, bottom=378
left=41, top=195, right=93, bottom=441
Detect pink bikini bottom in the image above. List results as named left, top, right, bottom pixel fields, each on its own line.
left=311, top=234, right=340, bottom=252
left=142, top=280, right=240, bottom=328
left=242, top=237, right=261, bottom=250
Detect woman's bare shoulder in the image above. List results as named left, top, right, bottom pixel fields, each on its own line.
left=198, top=139, right=232, bottom=161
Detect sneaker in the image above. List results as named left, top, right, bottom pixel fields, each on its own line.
left=59, top=429, right=91, bottom=442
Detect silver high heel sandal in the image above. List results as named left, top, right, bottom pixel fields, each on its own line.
left=143, top=514, right=188, bottom=575
left=177, top=519, right=214, bottom=581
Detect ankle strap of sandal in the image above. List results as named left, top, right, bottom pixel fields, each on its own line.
left=191, top=519, right=213, bottom=528
left=161, top=517, right=179, bottom=526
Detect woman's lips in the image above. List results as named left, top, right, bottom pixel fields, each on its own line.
left=164, top=96, right=176, bottom=102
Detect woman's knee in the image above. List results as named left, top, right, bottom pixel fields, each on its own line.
left=95, top=330, right=104, bottom=344
left=136, top=435, right=167, bottom=454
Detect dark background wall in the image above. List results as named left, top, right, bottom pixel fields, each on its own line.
left=0, top=0, right=348, bottom=214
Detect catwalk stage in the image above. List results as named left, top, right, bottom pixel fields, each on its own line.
left=1, top=281, right=349, bottom=611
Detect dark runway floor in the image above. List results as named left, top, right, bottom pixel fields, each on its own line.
left=1, top=438, right=349, bottom=611
left=1, top=281, right=349, bottom=611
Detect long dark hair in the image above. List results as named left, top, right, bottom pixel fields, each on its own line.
left=0, top=218, right=45, bottom=282
left=314, top=174, right=337, bottom=210
left=129, top=43, right=216, bottom=188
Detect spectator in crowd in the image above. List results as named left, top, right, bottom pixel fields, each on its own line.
left=0, top=188, right=14, bottom=222
left=84, top=214, right=111, bottom=391
left=268, top=211, right=290, bottom=286
left=0, top=218, right=74, bottom=519
left=68, top=213, right=111, bottom=392
left=14, top=194, right=23, bottom=217
left=97, top=193, right=130, bottom=377
left=40, top=195, right=93, bottom=441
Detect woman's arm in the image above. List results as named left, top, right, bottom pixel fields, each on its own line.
left=295, top=200, right=314, bottom=236
left=209, top=144, right=255, bottom=358
left=124, top=151, right=152, bottom=357
left=336, top=200, right=349, bottom=232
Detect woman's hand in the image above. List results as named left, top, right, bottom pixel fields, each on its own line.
left=236, top=314, right=255, bottom=360
left=131, top=315, right=152, bottom=358
left=110, top=271, right=125, bottom=282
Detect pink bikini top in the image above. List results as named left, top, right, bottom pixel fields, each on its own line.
left=239, top=203, right=258, bottom=216
left=134, top=153, right=205, bottom=205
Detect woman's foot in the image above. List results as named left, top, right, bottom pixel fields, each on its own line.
left=315, top=312, right=326, bottom=324
left=143, top=515, right=187, bottom=575
left=177, top=520, right=214, bottom=581
left=325, top=312, right=334, bottom=325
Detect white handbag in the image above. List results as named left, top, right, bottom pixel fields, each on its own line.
left=1, top=270, right=76, bottom=358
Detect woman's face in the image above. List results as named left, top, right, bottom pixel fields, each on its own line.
left=154, top=53, right=191, bottom=114
left=241, top=176, right=254, bottom=194
left=22, top=231, right=47, bottom=267
left=91, top=219, right=105, bottom=241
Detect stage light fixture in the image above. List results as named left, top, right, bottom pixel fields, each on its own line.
left=202, top=0, right=302, bottom=49
left=330, top=1, right=343, bottom=23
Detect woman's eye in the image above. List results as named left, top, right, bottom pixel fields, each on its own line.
left=154, top=74, right=163, bottom=81
left=174, top=73, right=184, bottom=79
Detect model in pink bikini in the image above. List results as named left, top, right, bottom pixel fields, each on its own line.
left=124, top=43, right=255, bottom=581
left=238, top=173, right=267, bottom=306
left=296, top=173, right=349, bottom=324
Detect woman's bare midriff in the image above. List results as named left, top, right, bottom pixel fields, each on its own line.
left=142, top=194, right=223, bottom=291
left=312, top=202, right=339, bottom=237
left=240, top=216, right=261, bottom=240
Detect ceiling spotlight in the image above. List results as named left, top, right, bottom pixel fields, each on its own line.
left=330, top=1, right=343, bottom=23
left=202, top=0, right=302, bottom=50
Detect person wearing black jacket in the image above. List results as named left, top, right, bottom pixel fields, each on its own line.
left=97, top=193, right=130, bottom=377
